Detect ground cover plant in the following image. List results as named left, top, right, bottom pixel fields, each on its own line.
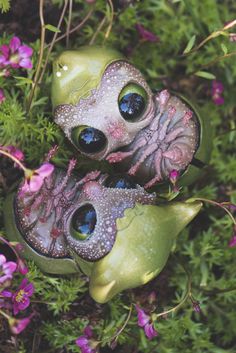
left=0, top=0, right=236, bottom=352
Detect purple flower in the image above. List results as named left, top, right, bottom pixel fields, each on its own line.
left=20, top=162, right=54, bottom=196
left=0, top=145, right=24, bottom=162
left=144, top=322, right=158, bottom=340
left=192, top=301, right=201, bottom=313
left=5, top=145, right=24, bottom=161
left=12, top=278, right=34, bottom=315
left=0, top=36, right=33, bottom=69
left=0, top=89, right=5, bottom=104
left=229, top=235, right=236, bottom=247
left=169, top=169, right=180, bottom=192
left=212, top=80, right=224, bottom=105
left=0, top=254, right=17, bottom=287
left=228, top=225, right=236, bottom=247
left=135, top=305, right=158, bottom=340
left=17, top=258, right=28, bottom=275
left=75, top=325, right=98, bottom=353
left=136, top=305, right=150, bottom=327
left=136, top=24, right=160, bottom=43
left=9, top=315, right=32, bottom=334
left=169, top=170, right=179, bottom=184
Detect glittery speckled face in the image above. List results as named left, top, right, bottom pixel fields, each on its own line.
left=54, top=61, right=155, bottom=160
left=14, top=166, right=155, bottom=262
left=53, top=57, right=206, bottom=188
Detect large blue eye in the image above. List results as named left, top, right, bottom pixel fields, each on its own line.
left=70, top=204, right=97, bottom=240
left=118, top=83, right=147, bottom=122
left=71, top=126, right=107, bottom=154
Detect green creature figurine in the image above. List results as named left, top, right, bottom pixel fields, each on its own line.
left=4, top=163, right=202, bottom=303
left=52, top=46, right=211, bottom=189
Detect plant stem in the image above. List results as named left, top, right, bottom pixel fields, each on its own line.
left=153, top=271, right=192, bottom=319
left=183, top=19, right=236, bottom=57
left=190, top=51, right=236, bottom=76
left=27, top=0, right=46, bottom=113
left=66, top=0, right=73, bottom=48
left=192, top=197, right=236, bottom=225
left=0, top=309, right=10, bottom=320
left=89, top=15, right=107, bottom=45
left=104, top=0, right=114, bottom=40
left=0, top=149, right=27, bottom=172
left=45, top=7, right=94, bottom=48
left=109, top=304, right=133, bottom=342
left=38, top=0, right=69, bottom=84
left=152, top=257, right=193, bottom=320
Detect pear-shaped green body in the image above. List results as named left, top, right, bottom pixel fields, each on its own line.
left=4, top=193, right=201, bottom=303
left=88, top=201, right=202, bottom=303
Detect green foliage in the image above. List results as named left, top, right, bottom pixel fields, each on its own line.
left=0, top=0, right=236, bottom=352
left=0, top=0, right=10, bottom=13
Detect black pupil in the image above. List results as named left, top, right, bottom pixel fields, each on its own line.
left=119, top=93, right=145, bottom=121
left=105, top=175, right=136, bottom=189
left=71, top=205, right=97, bottom=237
left=75, top=127, right=107, bottom=154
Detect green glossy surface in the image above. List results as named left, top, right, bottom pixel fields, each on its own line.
left=89, top=200, right=202, bottom=303
left=4, top=193, right=80, bottom=275
left=4, top=193, right=202, bottom=303
left=118, top=83, right=148, bottom=101
left=51, top=46, right=124, bottom=108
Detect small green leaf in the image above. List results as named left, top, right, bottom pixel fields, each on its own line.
left=44, top=24, right=61, bottom=33
left=13, top=76, right=33, bottom=86
left=183, top=35, right=196, bottom=54
left=221, top=43, right=228, bottom=55
left=195, top=71, right=216, bottom=80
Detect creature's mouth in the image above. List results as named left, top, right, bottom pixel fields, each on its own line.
left=106, top=90, right=200, bottom=188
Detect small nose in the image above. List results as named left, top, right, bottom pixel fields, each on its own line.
left=71, top=126, right=107, bottom=154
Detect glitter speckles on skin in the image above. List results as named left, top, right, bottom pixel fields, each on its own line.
left=15, top=162, right=156, bottom=262
left=63, top=179, right=156, bottom=261
left=54, top=61, right=199, bottom=188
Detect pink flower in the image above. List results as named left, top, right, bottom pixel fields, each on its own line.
left=228, top=225, right=236, bottom=247
left=0, top=145, right=24, bottom=162
left=169, top=169, right=180, bottom=192
left=229, top=33, right=236, bottom=42
left=229, top=235, right=236, bottom=247
left=136, top=305, right=149, bottom=327
left=144, top=322, right=158, bottom=339
left=20, top=162, right=54, bottom=196
left=136, top=24, right=160, bottom=43
left=12, top=278, right=34, bottom=315
left=0, top=89, right=5, bottom=104
left=76, top=325, right=98, bottom=353
left=0, top=254, right=17, bottom=287
left=6, top=145, right=24, bottom=161
left=9, top=315, right=32, bottom=334
left=212, top=80, right=224, bottom=105
left=0, top=36, right=33, bottom=69
left=135, top=305, right=158, bottom=340
left=169, top=170, right=179, bottom=184
left=17, top=258, right=28, bottom=275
